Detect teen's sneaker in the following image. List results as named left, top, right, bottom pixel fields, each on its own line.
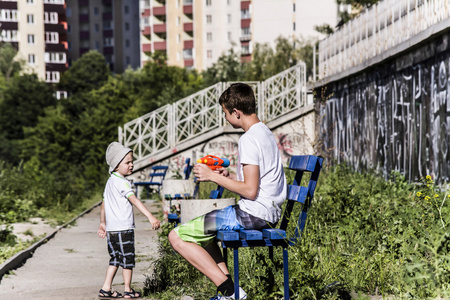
left=210, top=287, right=248, bottom=300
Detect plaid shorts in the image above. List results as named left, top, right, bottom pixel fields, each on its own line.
left=106, top=229, right=135, bottom=269
left=174, top=205, right=273, bottom=246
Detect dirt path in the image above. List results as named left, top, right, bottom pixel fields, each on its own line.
left=0, top=200, right=161, bottom=300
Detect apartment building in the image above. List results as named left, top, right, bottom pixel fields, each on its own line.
left=140, top=0, right=338, bottom=71
left=0, top=0, right=68, bottom=85
left=65, top=0, right=140, bottom=73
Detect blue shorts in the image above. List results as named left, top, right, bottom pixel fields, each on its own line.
left=106, top=229, right=135, bottom=269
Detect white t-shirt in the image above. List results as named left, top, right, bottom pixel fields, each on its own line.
left=237, top=122, right=287, bottom=223
left=103, top=172, right=135, bottom=231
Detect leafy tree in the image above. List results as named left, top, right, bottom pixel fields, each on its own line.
left=202, top=48, right=245, bottom=86
left=0, top=74, right=56, bottom=164
left=0, top=43, right=23, bottom=80
left=57, top=50, right=110, bottom=96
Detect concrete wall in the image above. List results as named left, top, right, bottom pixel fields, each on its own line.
left=316, top=31, right=450, bottom=183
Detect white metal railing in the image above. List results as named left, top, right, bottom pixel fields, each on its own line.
left=119, top=63, right=307, bottom=163
left=318, top=0, right=450, bottom=79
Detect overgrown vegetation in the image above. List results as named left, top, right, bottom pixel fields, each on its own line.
left=144, top=164, right=449, bottom=299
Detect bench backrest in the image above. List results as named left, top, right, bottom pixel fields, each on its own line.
left=149, top=165, right=169, bottom=182
left=279, top=155, right=323, bottom=241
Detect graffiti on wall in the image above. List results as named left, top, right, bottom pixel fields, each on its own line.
left=319, top=52, right=449, bottom=183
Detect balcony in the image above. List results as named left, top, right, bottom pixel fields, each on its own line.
left=141, top=8, right=151, bottom=17
left=142, top=43, right=152, bottom=53
left=0, top=2, right=17, bottom=9
left=240, top=34, right=251, bottom=42
left=103, top=12, right=113, bottom=21
left=153, top=41, right=166, bottom=51
left=79, top=14, right=89, bottom=23
left=241, top=19, right=250, bottom=28
left=154, top=0, right=166, bottom=4
left=153, top=24, right=166, bottom=33
left=103, top=46, right=114, bottom=55
left=153, top=24, right=166, bottom=39
left=103, top=29, right=113, bottom=38
left=184, top=59, right=193, bottom=67
left=80, top=48, right=89, bottom=56
left=183, top=4, right=192, bottom=18
left=183, top=22, right=193, bottom=36
left=241, top=1, right=250, bottom=9
left=79, top=0, right=89, bottom=6
left=79, top=31, right=90, bottom=40
left=142, top=26, right=151, bottom=38
left=183, top=40, right=193, bottom=49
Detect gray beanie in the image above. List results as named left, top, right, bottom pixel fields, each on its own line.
left=106, top=142, right=132, bottom=174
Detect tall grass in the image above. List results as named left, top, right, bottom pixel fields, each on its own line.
left=144, top=163, right=449, bottom=299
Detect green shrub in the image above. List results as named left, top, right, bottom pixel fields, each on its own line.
left=144, top=163, right=450, bottom=299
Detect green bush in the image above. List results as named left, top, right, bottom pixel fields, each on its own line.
left=144, top=163, right=450, bottom=299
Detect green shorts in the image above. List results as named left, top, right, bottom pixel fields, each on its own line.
left=174, top=205, right=242, bottom=246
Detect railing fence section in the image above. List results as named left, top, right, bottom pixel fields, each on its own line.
left=318, top=0, right=450, bottom=79
left=119, top=63, right=306, bottom=165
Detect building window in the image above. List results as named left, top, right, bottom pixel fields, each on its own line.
left=227, top=14, right=231, bottom=23
left=124, top=5, right=129, bottom=14
left=126, top=56, right=130, bottom=64
left=45, top=52, right=67, bottom=63
left=207, top=50, right=212, bottom=59
left=104, top=37, right=114, bottom=46
left=27, top=0, right=34, bottom=4
left=95, top=23, right=99, bottom=32
left=46, top=71, right=60, bottom=83
left=241, top=45, right=250, bottom=55
left=27, top=34, right=35, bottom=44
left=293, top=3, right=296, bottom=12
left=207, top=32, right=212, bottom=42
left=45, top=32, right=59, bottom=43
left=206, top=15, right=212, bottom=24
left=241, top=9, right=250, bottom=19
left=66, top=7, right=71, bottom=17
left=125, top=22, right=130, bottom=31
left=177, top=34, right=181, bottom=43
left=227, top=32, right=232, bottom=41
left=1, top=9, right=18, bottom=21
left=27, top=14, right=34, bottom=24
left=1, top=30, right=18, bottom=42
left=94, top=7, right=99, bottom=15
left=125, top=39, right=130, bottom=48
left=44, top=12, right=58, bottom=24
left=28, top=54, right=35, bottom=64
left=95, top=41, right=99, bottom=49
left=206, top=0, right=211, bottom=5
left=293, top=22, right=296, bottom=31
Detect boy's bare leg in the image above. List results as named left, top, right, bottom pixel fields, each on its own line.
left=122, top=268, right=140, bottom=297
left=101, top=265, right=118, bottom=291
left=168, top=230, right=228, bottom=286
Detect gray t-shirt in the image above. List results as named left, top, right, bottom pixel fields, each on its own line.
left=237, top=122, right=287, bottom=224
left=103, top=172, right=135, bottom=231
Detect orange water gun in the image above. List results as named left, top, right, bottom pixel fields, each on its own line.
left=197, top=155, right=230, bottom=171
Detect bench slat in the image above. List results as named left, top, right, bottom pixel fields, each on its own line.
left=217, top=230, right=239, bottom=241
left=239, top=230, right=263, bottom=240
left=262, top=228, right=286, bottom=240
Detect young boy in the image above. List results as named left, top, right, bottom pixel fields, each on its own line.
left=168, top=83, right=287, bottom=299
left=98, top=142, right=161, bottom=299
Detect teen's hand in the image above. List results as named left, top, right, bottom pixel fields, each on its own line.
left=215, top=167, right=230, bottom=177
left=97, top=223, right=106, bottom=239
left=193, top=163, right=214, bottom=181
left=148, top=215, right=161, bottom=230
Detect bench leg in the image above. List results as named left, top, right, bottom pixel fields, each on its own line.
left=233, top=248, right=239, bottom=299
left=283, top=247, right=289, bottom=300
left=223, top=247, right=228, bottom=267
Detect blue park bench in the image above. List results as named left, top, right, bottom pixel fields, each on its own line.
left=216, top=154, right=324, bottom=300
left=134, top=165, right=169, bottom=198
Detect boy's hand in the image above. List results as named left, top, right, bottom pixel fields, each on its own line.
left=193, top=163, right=214, bottom=181
left=148, top=215, right=161, bottom=230
left=98, top=223, right=106, bottom=239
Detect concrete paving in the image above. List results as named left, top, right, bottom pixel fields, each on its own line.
left=0, top=200, right=162, bottom=300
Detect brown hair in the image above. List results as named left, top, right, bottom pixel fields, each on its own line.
left=219, top=83, right=256, bottom=115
